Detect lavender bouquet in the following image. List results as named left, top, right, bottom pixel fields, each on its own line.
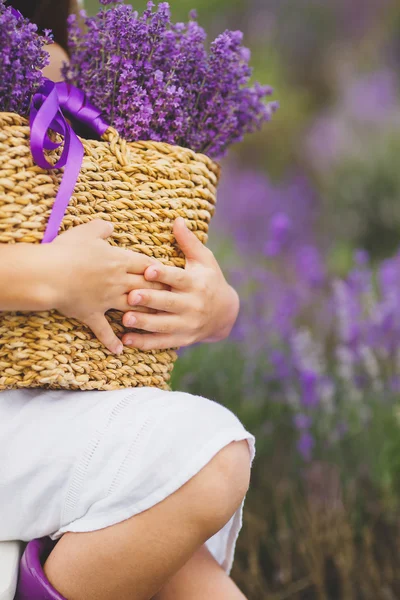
left=0, top=0, right=51, bottom=116
left=64, top=0, right=278, bottom=159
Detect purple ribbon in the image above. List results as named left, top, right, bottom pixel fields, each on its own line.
left=30, top=78, right=109, bottom=243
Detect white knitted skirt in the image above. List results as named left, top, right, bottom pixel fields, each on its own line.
left=0, top=386, right=254, bottom=574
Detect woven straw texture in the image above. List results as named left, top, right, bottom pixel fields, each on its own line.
left=0, top=112, right=219, bottom=391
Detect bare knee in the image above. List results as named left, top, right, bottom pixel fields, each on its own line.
left=43, top=441, right=252, bottom=600
left=186, top=440, right=251, bottom=538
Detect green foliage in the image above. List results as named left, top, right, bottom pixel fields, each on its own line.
left=322, top=134, right=400, bottom=258
left=174, top=344, right=400, bottom=598
left=173, top=343, right=302, bottom=460
left=174, top=343, right=400, bottom=500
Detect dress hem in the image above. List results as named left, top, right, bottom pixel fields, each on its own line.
left=51, top=429, right=256, bottom=574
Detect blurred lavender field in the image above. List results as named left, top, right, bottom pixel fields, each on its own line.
left=87, top=0, right=400, bottom=596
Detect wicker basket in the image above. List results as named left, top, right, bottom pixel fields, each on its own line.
left=0, top=112, right=219, bottom=391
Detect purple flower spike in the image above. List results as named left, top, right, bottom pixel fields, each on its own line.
left=10, top=7, right=22, bottom=18
left=354, top=249, right=369, bottom=267
left=300, top=370, right=320, bottom=408
left=294, top=414, right=312, bottom=431
left=297, top=432, right=315, bottom=462
left=264, top=212, right=293, bottom=256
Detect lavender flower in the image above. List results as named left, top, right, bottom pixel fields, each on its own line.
left=264, top=213, right=292, bottom=257
left=297, top=432, right=314, bottom=462
left=213, top=166, right=400, bottom=462
left=0, top=0, right=51, bottom=115
left=63, top=1, right=277, bottom=158
left=212, top=167, right=318, bottom=257
left=294, top=414, right=312, bottom=431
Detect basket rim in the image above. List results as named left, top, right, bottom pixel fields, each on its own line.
left=0, top=110, right=221, bottom=171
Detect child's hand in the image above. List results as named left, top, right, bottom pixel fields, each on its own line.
left=121, top=218, right=240, bottom=351
left=49, top=220, right=162, bottom=354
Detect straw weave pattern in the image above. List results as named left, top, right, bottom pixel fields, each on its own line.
left=0, top=112, right=219, bottom=391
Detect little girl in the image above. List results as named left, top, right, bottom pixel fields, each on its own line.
left=0, top=2, right=255, bottom=599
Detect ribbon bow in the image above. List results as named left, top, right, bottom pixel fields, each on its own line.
left=30, top=78, right=109, bottom=243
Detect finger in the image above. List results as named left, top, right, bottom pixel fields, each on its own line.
left=122, top=332, right=181, bottom=351
left=173, top=217, right=213, bottom=264
left=55, top=220, right=114, bottom=244
left=83, top=219, right=114, bottom=240
left=122, top=311, right=177, bottom=334
left=144, top=263, right=190, bottom=290
left=113, top=295, right=157, bottom=315
left=85, top=314, right=123, bottom=355
left=127, top=289, right=184, bottom=313
left=118, top=248, right=161, bottom=275
left=124, top=276, right=168, bottom=293
left=113, top=294, right=132, bottom=313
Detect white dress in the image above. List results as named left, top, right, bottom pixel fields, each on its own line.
left=0, top=386, right=254, bottom=574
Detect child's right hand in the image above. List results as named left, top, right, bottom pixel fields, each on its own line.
left=47, top=220, right=162, bottom=354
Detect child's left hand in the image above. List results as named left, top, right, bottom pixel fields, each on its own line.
left=121, top=218, right=239, bottom=351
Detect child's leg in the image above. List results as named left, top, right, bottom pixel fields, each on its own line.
left=44, top=440, right=251, bottom=600
left=153, top=545, right=247, bottom=600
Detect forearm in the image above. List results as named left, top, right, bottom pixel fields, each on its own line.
left=0, top=244, right=57, bottom=312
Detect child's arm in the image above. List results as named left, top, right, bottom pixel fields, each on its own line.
left=0, top=47, right=162, bottom=354
left=0, top=220, right=160, bottom=354
left=121, top=218, right=240, bottom=351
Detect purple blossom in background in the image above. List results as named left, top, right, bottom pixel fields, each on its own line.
left=343, top=70, right=400, bottom=124
left=294, top=414, right=312, bottom=431
left=300, top=370, right=320, bottom=408
left=305, top=115, right=353, bottom=171
left=63, top=1, right=277, bottom=158
left=213, top=166, right=318, bottom=256
left=354, top=249, right=369, bottom=267
left=295, top=245, right=326, bottom=288
left=264, top=213, right=292, bottom=257
left=222, top=187, right=400, bottom=460
left=0, top=0, right=51, bottom=115
left=305, top=69, right=400, bottom=171
left=297, top=432, right=315, bottom=462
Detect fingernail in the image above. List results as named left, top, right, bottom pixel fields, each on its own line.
left=115, top=342, right=124, bottom=355
left=147, top=268, right=158, bottom=280
left=129, top=294, right=142, bottom=306
left=127, top=316, right=137, bottom=327
left=125, top=339, right=134, bottom=347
